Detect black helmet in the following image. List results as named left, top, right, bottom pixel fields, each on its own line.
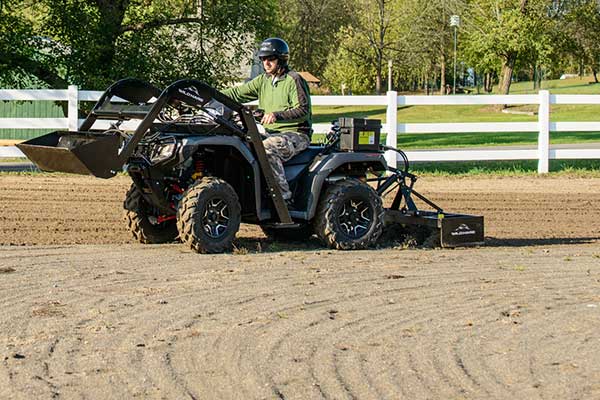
left=258, top=38, right=289, bottom=63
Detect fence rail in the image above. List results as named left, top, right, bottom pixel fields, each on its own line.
left=1, top=86, right=599, bottom=173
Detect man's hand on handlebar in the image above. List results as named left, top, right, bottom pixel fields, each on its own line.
left=261, top=112, right=277, bottom=125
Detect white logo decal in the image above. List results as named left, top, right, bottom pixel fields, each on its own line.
left=450, top=224, right=476, bottom=236
left=178, top=88, right=203, bottom=103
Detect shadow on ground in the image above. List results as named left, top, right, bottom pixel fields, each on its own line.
left=233, top=237, right=324, bottom=253
left=232, top=225, right=438, bottom=253
left=233, top=234, right=599, bottom=254
left=484, top=237, right=599, bottom=247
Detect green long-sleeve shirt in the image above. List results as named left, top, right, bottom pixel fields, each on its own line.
left=223, top=71, right=312, bottom=137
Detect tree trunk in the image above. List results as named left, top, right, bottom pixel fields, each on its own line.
left=375, top=66, right=382, bottom=94
left=593, top=68, right=599, bottom=83
left=533, top=65, right=540, bottom=90
left=499, top=54, right=516, bottom=95
left=94, top=0, right=130, bottom=85
left=440, top=53, right=446, bottom=95
left=484, top=73, right=491, bottom=93
left=496, top=0, right=527, bottom=96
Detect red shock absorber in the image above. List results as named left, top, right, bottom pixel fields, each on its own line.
left=157, top=215, right=177, bottom=224
left=193, top=159, right=205, bottom=179
left=171, top=184, right=184, bottom=194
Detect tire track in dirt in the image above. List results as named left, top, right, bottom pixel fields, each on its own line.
left=1, top=174, right=600, bottom=398
left=2, top=174, right=600, bottom=245
left=1, top=245, right=600, bottom=398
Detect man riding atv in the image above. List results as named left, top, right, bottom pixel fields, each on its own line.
left=223, top=37, right=311, bottom=209
left=16, top=43, right=485, bottom=253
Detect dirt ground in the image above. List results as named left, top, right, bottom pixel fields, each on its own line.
left=1, top=173, right=600, bottom=399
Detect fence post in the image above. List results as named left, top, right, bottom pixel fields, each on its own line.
left=537, top=90, right=550, bottom=174
left=67, top=85, right=79, bottom=131
left=385, top=90, right=398, bottom=169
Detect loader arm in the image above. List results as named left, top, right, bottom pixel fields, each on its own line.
left=20, top=78, right=293, bottom=224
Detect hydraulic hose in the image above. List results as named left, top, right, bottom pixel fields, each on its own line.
left=381, top=145, right=410, bottom=174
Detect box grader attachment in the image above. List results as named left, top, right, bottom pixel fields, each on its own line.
left=17, top=78, right=484, bottom=251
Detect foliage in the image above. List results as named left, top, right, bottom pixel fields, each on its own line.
left=322, top=27, right=377, bottom=94
left=0, top=1, right=60, bottom=88
left=558, top=0, right=600, bottom=80
left=277, top=0, right=355, bottom=76
left=460, top=0, right=556, bottom=94
left=0, top=0, right=277, bottom=89
left=2, top=0, right=600, bottom=94
left=322, top=0, right=411, bottom=94
left=402, top=0, right=467, bottom=93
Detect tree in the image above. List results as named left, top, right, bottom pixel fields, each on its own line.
left=0, top=0, right=277, bottom=89
left=461, top=0, right=554, bottom=95
left=0, top=2, right=68, bottom=88
left=403, top=0, right=467, bottom=94
left=560, top=0, right=600, bottom=82
left=321, top=0, right=408, bottom=94
left=322, top=28, right=376, bottom=94
left=277, top=0, right=355, bottom=76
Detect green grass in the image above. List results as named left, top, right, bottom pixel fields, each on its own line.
left=314, top=103, right=600, bottom=124
left=393, top=131, right=600, bottom=149
left=3, top=77, right=599, bottom=175
left=0, top=157, right=28, bottom=163
left=314, top=77, right=600, bottom=124
left=409, top=159, right=600, bottom=177
left=312, top=77, right=600, bottom=150
left=4, top=159, right=597, bottom=177
left=312, top=130, right=600, bottom=149
left=506, top=77, right=600, bottom=94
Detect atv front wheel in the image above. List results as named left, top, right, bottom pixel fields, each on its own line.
left=177, top=177, right=241, bottom=254
left=314, top=179, right=384, bottom=250
left=124, top=184, right=178, bottom=244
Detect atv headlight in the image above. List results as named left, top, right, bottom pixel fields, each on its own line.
left=150, top=142, right=177, bottom=164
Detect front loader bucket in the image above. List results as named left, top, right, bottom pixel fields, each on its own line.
left=16, top=131, right=123, bottom=179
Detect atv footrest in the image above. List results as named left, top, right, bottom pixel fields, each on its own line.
left=384, top=209, right=484, bottom=247
left=262, top=222, right=303, bottom=229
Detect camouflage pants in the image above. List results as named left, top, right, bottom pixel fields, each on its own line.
left=263, top=132, right=310, bottom=200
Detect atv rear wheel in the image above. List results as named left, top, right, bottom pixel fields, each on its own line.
left=177, top=177, right=241, bottom=254
left=314, top=179, right=384, bottom=250
left=124, top=184, right=178, bottom=244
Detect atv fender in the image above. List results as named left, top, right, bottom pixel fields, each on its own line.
left=178, top=135, right=268, bottom=220
left=304, top=152, right=387, bottom=220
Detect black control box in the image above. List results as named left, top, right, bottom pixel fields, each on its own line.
left=338, top=118, right=381, bottom=152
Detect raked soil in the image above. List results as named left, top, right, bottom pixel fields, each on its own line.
left=1, top=173, right=599, bottom=399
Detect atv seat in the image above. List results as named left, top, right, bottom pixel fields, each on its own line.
left=284, top=145, right=323, bottom=166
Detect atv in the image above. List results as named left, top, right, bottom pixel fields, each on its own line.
left=17, top=78, right=484, bottom=253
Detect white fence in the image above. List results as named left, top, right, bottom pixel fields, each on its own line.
left=1, top=86, right=600, bottom=173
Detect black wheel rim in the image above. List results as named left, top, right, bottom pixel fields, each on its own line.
left=202, top=198, right=230, bottom=238
left=337, top=198, right=373, bottom=239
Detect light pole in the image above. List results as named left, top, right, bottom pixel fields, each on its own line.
left=450, top=15, right=460, bottom=95
left=388, top=60, right=393, bottom=92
